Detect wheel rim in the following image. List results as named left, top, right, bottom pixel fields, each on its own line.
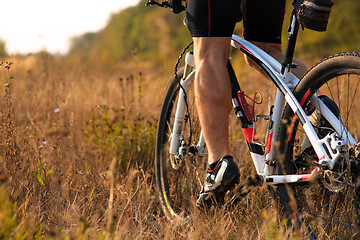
left=156, top=72, right=206, bottom=218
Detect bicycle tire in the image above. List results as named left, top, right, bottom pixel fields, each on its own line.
left=155, top=67, right=206, bottom=219
left=278, top=51, right=360, bottom=238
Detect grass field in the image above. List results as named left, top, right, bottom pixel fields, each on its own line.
left=0, top=51, right=359, bottom=239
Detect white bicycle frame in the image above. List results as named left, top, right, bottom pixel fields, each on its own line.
left=169, top=32, right=356, bottom=185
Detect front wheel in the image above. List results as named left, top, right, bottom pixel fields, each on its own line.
left=155, top=67, right=207, bottom=219
left=278, top=52, right=360, bottom=238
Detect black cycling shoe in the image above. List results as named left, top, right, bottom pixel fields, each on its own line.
left=196, top=156, right=240, bottom=210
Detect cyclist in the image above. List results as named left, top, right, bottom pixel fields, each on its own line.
left=169, top=0, right=308, bottom=209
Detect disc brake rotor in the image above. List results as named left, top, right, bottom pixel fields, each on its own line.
left=321, top=147, right=351, bottom=192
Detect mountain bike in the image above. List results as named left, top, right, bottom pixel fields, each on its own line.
left=150, top=0, right=360, bottom=238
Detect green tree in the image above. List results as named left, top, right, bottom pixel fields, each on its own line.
left=68, top=0, right=360, bottom=63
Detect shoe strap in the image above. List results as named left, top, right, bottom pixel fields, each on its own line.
left=208, top=155, right=233, bottom=172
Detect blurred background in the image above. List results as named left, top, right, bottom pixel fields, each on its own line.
left=0, top=0, right=139, bottom=55
left=1, top=0, right=359, bottom=61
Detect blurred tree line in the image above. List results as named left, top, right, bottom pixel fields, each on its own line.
left=68, top=0, right=191, bottom=66
left=68, top=0, right=360, bottom=65
left=0, top=40, right=6, bottom=57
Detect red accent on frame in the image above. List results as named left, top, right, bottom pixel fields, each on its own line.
left=266, top=131, right=273, bottom=154
left=288, top=115, right=298, bottom=142
left=300, top=89, right=311, bottom=107
left=231, top=38, right=254, bottom=56
left=300, top=167, right=319, bottom=180
left=242, top=127, right=258, bottom=142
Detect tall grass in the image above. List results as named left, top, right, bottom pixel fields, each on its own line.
left=0, top=54, right=160, bottom=238
left=0, top=52, right=356, bottom=239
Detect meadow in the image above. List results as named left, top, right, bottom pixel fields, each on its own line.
left=2, top=0, right=359, bottom=238
left=0, top=49, right=358, bottom=240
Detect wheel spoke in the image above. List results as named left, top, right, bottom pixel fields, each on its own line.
left=278, top=52, right=360, bottom=237
left=155, top=66, right=206, bottom=219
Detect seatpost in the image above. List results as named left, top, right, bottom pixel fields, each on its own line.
left=281, top=13, right=300, bottom=75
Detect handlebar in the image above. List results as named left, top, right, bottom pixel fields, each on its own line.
left=146, top=0, right=185, bottom=14
left=145, top=0, right=171, bottom=8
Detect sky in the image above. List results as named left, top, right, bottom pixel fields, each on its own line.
left=0, top=0, right=141, bottom=55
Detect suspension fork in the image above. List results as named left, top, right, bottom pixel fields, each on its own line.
left=169, top=52, right=207, bottom=157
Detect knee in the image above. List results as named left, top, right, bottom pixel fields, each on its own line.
left=196, top=49, right=228, bottom=69
left=193, top=37, right=231, bottom=68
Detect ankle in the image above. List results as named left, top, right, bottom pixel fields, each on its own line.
left=208, top=155, right=233, bottom=170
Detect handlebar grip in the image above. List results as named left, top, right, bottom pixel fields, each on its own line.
left=146, top=0, right=185, bottom=14
left=145, top=1, right=162, bottom=7
left=168, top=0, right=185, bottom=14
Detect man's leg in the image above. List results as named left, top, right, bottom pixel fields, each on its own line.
left=193, top=37, right=232, bottom=165
left=193, top=37, right=240, bottom=208
left=185, top=0, right=242, bottom=208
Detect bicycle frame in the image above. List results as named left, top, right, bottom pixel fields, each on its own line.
left=169, top=16, right=356, bottom=185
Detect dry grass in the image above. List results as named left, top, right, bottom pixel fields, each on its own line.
left=0, top=52, right=357, bottom=239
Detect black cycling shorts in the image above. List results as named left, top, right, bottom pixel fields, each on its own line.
left=186, top=0, right=286, bottom=44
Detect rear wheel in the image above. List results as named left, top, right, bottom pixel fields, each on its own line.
left=278, top=52, right=360, bottom=238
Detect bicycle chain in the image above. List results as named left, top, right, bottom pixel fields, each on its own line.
left=294, top=144, right=354, bottom=192
left=174, top=41, right=193, bottom=80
